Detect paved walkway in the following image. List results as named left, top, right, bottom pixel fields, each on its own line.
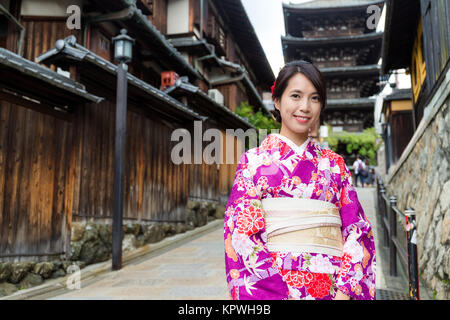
left=39, top=187, right=412, bottom=300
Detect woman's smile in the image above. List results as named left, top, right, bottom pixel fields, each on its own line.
left=293, top=114, right=310, bottom=123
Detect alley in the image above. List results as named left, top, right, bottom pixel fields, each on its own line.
left=27, top=187, right=409, bottom=300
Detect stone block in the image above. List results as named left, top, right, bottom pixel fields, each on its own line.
left=0, top=262, right=12, bottom=282
left=440, top=180, right=450, bottom=211
left=144, top=223, right=165, bottom=243
left=441, top=209, right=450, bottom=245
left=33, top=262, right=55, bottom=279
left=50, top=268, right=66, bottom=279
left=9, top=262, right=35, bottom=284
left=71, top=222, right=86, bottom=242
left=19, top=273, right=43, bottom=290
left=0, top=282, right=18, bottom=297
left=122, top=234, right=136, bottom=253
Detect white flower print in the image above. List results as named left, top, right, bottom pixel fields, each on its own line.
left=288, top=287, right=302, bottom=300
left=343, top=238, right=364, bottom=263
left=242, top=168, right=251, bottom=179
left=308, top=255, right=335, bottom=274
left=231, top=230, right=254, bottom=258
left=318, top=157, right=330, bottom=172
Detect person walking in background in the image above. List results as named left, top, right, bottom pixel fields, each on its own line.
left=361, top=159, right=370, bottom=187
left=352, top=156, right=366, bottom=188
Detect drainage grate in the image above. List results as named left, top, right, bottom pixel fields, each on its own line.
left=376, top=289, right=410, bottom=300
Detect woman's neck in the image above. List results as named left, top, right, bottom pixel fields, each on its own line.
left=279, top=127, right=309, bottom=147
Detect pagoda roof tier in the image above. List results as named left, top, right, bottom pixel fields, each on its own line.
left=283, top=0, right=385, bottom=36
left=283, top=33, right=382, bottom=65
left=326, top=98, right=376, bottom=109
left=283, top=0, right=384, bottom=11
left=282, top=32, right=383, bottom=46
left=320, top=64, right=380, bottom=77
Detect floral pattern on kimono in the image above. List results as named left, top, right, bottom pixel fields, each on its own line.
left=224, top=134, right=376, bottom=300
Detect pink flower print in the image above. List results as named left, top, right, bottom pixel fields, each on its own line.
left=319, top=176, right=328, bottom=186
left=236, top=177, right=245, bottom=191
left=273, top=186, right=281, bottom=196
left=257, top=176, right=269, bottom=191
left=237, top=205, right=265, bottom=236
left=244, top=180, right=254, bottom=190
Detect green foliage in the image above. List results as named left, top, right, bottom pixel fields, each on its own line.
left=235, top=101, right=281, bottom=132
left=324, top=125, right=382, bottom=165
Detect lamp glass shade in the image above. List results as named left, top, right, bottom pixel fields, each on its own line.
left=124, top=41, right=132, bottom=61
left=112, top=29, right=134, bottom=63
left=114, top=40, right=125, bottom=61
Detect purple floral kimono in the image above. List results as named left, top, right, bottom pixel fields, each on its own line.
left=224, top=134, right=376, bottom=300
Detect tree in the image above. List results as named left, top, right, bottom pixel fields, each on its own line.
left=235, top=101, right=281, bottom=132
left=324, top=125, right=382, bottom=165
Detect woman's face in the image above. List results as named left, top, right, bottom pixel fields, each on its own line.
left=274, top=72, right=322, bottom=138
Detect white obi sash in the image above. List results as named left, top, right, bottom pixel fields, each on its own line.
left=262, top=198, right=343, bottom=257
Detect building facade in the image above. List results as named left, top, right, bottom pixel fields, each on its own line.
left=0, top=0, right=273, bottom=289
left=380, top=0, right=450, bottom=299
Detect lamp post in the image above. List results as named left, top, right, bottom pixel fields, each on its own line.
left=111, top=29, right=134, bottom=271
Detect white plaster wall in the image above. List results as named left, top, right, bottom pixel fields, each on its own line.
left=167, top=0, right=189, bottom=35
left=21, top=0, right=83, bottom=17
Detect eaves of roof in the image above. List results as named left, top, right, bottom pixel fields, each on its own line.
left=36, top=37, right=203, bottom=122
left=0, top=47, right=103, bottom=104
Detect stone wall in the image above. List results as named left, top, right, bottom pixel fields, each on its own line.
left=383, top=97, right=449, bottom=299
left=0, top=200, right=225, bottom=297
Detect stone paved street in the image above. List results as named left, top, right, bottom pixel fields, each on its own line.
left=40, top=187, right=413, bottom=300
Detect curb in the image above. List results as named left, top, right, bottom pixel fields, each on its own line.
left=1, top=219, right=223, bottom=300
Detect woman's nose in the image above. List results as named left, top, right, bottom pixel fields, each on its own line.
left=298, top=97, right=311, bottom=112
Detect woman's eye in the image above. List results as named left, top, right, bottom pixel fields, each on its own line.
left=291, top=94, right=300, bottom=98
left=312, top=96, right=320, bottom=102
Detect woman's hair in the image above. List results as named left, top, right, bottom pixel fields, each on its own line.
left=271, top=60, right=327, bottom=122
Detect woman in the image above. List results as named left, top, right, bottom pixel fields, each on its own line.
left=224, top=60, right=376, bottom=300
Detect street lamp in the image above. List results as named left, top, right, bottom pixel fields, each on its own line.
left=112, top=29, right=135, bottom=64
left=111, top=28, right=134, bottom=271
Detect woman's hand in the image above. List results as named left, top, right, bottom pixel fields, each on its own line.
left=334, top=290, right=351, bottom=300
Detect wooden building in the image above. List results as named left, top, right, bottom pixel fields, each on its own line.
left=0, top=0, right=270, bottom=262
left=282, top=0, right=385, bottom=133
left=0, top=47, right=102, bottom=260
left=380, top=89, right=414, bottom=170
left=165, top=0, right=274, bottom=113
left=380, top=0, right=450, bottom=299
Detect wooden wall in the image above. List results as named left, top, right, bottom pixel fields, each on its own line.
left=22, top=17, right=81, bottom=62
left=388, top=110, right=414, bottom=165
left=218, top=131, right=242, bottom=204
left=72, top=101, right=191, bottom=223
left=187, top=120, right=220, bottom=202
left=148, top=0, right=168, bottom=34
left=0, top=101, right=75, bottom=261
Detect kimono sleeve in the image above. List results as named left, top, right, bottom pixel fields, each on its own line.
left=224, top=152, right=288, bottom=300
left=336, top=158, right=376, bottom=300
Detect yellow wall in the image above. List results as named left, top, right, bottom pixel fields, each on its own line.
left=391, top=99, right=413, bottom=112
left=411, top=18, right=427, bottom=102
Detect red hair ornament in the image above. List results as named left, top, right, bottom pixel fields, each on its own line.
left=271, top=80, right=276, bottom=95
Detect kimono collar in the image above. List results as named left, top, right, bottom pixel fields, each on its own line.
left=270, top=133, right=310, bottom=157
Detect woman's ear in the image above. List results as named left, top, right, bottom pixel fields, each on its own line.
left=273, top=98, right=280, bottom=112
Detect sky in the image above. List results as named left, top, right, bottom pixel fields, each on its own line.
left=241, top=0, right=312, bottom=76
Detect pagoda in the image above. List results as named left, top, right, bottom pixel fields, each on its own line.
left=282, top=0, right=385, bottom=133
